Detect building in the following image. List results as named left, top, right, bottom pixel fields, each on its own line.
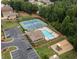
left=51, top=40, right=73, bottom=55
left=29, top=0, right=52, bottom=5
left=25, top=30, right=44, bottom=43
left=38, top=0, right=52, bottom=4
left=49, top=54, right=60, bottom=59
left=29, top=0, right=35, bottom=3
left=1, top=4, right=18, bottom=20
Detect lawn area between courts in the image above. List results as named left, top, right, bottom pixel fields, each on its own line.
left=34, top=37, right=76, bottom=59
left=2, top=21, right=19, bottom=29
left=2, top=21, right=24, bottom=32
left=2, top=46, right=17, bottom=59
left=18, top=16, right=34, bottom=22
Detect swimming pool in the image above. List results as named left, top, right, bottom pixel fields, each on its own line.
left=42, top=30, right=54, bottom=40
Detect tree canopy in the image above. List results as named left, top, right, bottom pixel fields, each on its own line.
left=4, top=0, right=38, bottom=14
left=38, top=0, right=77, bottom=50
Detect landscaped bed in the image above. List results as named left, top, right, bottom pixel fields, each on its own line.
left=1, top=37, right=12, bottom=42
left=1, top=31, right=12, bottom=42
left=2, top=46, right=17, bottom=59
left=2, top=21, right=19, bottom=29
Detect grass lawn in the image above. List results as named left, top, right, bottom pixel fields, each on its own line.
left=60, top=50, right=77, bottom=59
left=2, top=20, right=24, bottom=32
left=18, top=16, right=34, bottom=22
left=35, top=45, right=55, bottom=59
left=2, top=21, right=19, bottom=29
left=2, top=46, right=17, bottom=59
left=1, top=31, right=4, bottom=36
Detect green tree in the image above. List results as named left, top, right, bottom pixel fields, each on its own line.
left=32, top=4, right=38, bottom=13
left=9, top=1, right=23, bottom=11
left=42, top=54, right=49, bottom=59
left=53, top=1, right=65, bottom=22
left=9, top=1, right=34, bottom=14
left=1, top=0, right=9, bottom=5
left=61, top=16, right=71, bottom=35
left=61, top=16, right=77, bottom=50
left=66, top=4, right=77, bottom=17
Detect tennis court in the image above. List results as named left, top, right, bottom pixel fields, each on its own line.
left=19, top=19, right=47, bottom=31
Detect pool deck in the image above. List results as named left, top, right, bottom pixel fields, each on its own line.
left=37, top=27, right=59, bottom=41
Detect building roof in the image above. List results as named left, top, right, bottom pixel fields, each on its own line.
left=39, top=0, right=50, bottom=3
left=56, top=40, right=72, bottom=48
left=1, top=5, right=13, bottom=12
left=49, top=54, right=59, bottom=59
left=29, top=0, right=35, bottom=3
left=9, top=13, right=17, bottom=16
left=29, top=0, right=52, bottom=5
left=26, top=30, right=44, bottom=42
left=1, top=4, right=5, bottom=8
left=51, top=39, right=73, bottom=55
left=1, top=4, right=18, bottom=18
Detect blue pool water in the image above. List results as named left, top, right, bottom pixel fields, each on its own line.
left=42, top=30, right=54, bottom=40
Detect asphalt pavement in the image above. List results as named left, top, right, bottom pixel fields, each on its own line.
left=1, top=27, right=39, bottom=59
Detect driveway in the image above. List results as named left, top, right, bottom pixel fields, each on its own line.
left=1, top=27, right=39, bottom=59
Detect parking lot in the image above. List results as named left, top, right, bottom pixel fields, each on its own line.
left=1, top=27, right=39, bottom=59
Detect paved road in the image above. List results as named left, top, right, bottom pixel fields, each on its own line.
left=1, top=27, right=39, bottom=59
